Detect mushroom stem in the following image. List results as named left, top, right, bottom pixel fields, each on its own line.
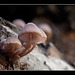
left=18, top=33, right=33, bottom=57
left=13, top=42, right=31, bottom=57
left=22, top=44, right=36, bottom=56
left=10, top=44, right=36, bottom=63
left=9, top=55, right=20, bottom=63
left=19, top=45, right=31, bottom=57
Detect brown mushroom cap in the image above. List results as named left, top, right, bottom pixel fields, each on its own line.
left=3, top=37, right=22, bottom=53
left=18, top=23, right=47, bottom=44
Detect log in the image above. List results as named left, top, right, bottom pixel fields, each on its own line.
left=0, top=17, right=74, bottom=70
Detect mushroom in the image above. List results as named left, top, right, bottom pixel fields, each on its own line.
left=12, top=19, right=26, bottom=29
left=2, top=37, right=23, bottom=63
left=38, top=23, right=53, bottom=42
left=18, top=22, right=47, bottom=57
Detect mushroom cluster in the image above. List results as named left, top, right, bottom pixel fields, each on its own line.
left=0, top=23, right=47, bottom=63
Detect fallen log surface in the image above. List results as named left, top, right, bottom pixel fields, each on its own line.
left=0, top=17, right=74, bottom=70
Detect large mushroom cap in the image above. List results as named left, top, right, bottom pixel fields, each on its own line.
left=3, top=37, right=22, bottom=52
left=18, top=23, right=47, bottom=44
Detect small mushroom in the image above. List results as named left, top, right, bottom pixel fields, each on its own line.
left=3, top=37, right=22, bottom=52
left=2, top=37, right=23, bottom=63
left=18, top=22, right=47, bottom=57
left=12, top=19, right=26, bottom=29
left=38, top=23, right=53, bottom=42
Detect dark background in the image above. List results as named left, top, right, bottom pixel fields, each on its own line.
left=0, top=5, right=69, bottom=23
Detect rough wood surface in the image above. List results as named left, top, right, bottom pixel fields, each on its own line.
left=14, top=48, right=74, bottom=70
left=0, top=17, right=74, bottom=70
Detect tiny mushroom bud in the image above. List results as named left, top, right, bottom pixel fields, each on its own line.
left=12, top=19, right=26, bottom=29
left=18, top=22, right=47, bottom=57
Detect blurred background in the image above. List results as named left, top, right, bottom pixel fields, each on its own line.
left=0, top=5, right=75, bottom=67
